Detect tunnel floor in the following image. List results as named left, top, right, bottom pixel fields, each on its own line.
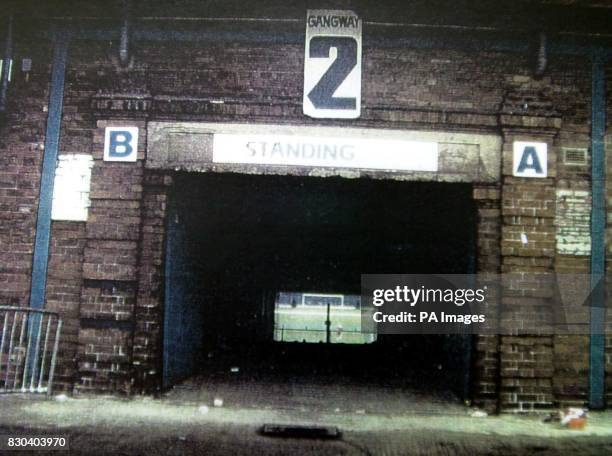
left=163, top=371, right=466, bottom=416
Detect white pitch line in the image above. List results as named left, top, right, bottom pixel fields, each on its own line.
left=275, top=310, right=361, bottom=317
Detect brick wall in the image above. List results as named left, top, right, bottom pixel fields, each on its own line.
left=604, top=60, right=612, bottom=409
left=0, top=40, right=52, bottom=308
left=0, top=28, right=607, bottom=410
left=554, top=256, right=591, bottom=407
left=498, top=113, right=558, bottom=410
left=472, top=185, right=501, bottom=412
left=45, top=221, right=86, bottom=391
left=132, top=172, right=171, bottom=393
left=73, top=120, right=147, bottom=394
left=77, top=327, right=133, bottom=393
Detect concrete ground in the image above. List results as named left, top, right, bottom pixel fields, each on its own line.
left=1, top=391, right=611, bottom=455
left=163, top=372, right=466, bottom=415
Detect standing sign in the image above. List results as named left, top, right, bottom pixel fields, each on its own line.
left=513, top=141, right=547, bottom=178
left=213, top=133, right=438, bottom=172
left=303, top=10, right=362, bottom=119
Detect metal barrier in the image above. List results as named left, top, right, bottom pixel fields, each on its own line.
left=274, top=326, right=377, bottom=344
left=0, top=307, right=62, bottom=395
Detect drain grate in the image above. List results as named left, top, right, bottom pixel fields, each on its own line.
left=260, top=423, right=341, bottom=439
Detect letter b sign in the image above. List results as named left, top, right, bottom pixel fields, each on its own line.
left=104, top=127, right=139, bottom=162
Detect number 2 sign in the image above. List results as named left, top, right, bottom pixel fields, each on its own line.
left=303, top=10, right=362, bottom=119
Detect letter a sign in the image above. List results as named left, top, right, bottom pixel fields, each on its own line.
left=104, top=127, right=139, bottom=162
left=513, top=141, right=547, bottom=178
left=303, top=10, right=362, bottom=119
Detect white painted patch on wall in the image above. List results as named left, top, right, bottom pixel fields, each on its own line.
left=0, top=59, right=13, bottom=82
left=555, top=189, right=591, bottom=256
left=51, top=154, right=94, bottom=221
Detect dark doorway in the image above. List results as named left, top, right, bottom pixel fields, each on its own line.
left=163, top=172, right=476, bottom=401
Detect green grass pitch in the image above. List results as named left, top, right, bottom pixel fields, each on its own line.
left=274, top=306, right=376, bottom=344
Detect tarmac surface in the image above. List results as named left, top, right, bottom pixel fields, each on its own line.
left=1, top=380, right=611, bottom=456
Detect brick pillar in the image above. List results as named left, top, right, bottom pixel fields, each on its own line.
left=472, top=185, right=502, bottom=412
left=75, top=120, right=146, bottom=394
left=499, top=129, right=558, bottom=412
left=132, top=171, right=172, bottom=393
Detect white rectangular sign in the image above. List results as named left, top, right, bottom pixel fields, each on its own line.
left=213, top=134, right=438, bottom=172
left=104, top=126, right=139, bottom=162
left=303, top=10, right=362, bottom=119
left=513, top=141, right=547, bottom=178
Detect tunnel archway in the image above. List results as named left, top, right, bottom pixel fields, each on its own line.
left=163, top=172, right=477, bottom=405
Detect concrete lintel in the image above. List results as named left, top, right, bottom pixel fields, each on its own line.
left=146, top=122, right=501, bottom=184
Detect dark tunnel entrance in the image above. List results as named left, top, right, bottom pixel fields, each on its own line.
left=163, top=172, right=477, bottom=405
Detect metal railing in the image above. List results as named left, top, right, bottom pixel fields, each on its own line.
left=0, top=307, right=62, bottom=395
left=274, top=326, right=377, bottom=344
